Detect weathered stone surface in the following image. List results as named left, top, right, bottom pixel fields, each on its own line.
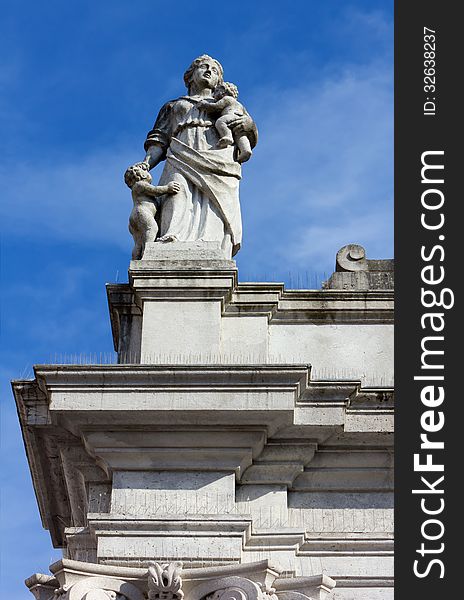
left=15, top=228, right=394, bottom=598
left=324, top=245, right=394, bottom=290
left=27, top=559, right=336, bottom=600
left=106, top=272, right=393, bottom=386
left=125, top=56, right=258, bottom=259
left=14, top=358, right=393, bottom=589
left=141, top=241, right=234, bottom=263
left=125, top=165, right=182, bottom=260
left=148, top=561, right=183, bottom=600
left=24, top=573, right=59, bottom=600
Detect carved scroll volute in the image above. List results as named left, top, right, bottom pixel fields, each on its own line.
left=148, top=562, right=184, bottom=600
left=211, top=588, right=248, bottom=600
left=275, top=592, right=312, bottom=600
left=83, top=592, right=118, bottom=600
left=66, top=576, right=145, bottom=600
left=189, top=575, right=263, bottom=600
left=335, top=244, right=368, bottom=272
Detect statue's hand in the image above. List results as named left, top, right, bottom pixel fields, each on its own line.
left=166, top=181, right=181, bottom=194
left=132, top=161, right=150, bottom=172
left=228, top=115, right=254, bottom=136
left=197, top=99, right=214, bottom=112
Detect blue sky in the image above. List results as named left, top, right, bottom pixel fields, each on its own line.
left=0, top=1, right=392, bottom=596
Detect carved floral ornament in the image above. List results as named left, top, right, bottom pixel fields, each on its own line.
left=148, top=562, right=184, bottom=600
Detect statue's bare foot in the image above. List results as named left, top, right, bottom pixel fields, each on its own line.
left=217, top=136, right=234, bottom=149
left=157, top=234, right=178, bottom=243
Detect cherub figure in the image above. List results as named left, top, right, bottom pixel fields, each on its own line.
left=124, top=163, right=181, bottom=259
left=197, top=82, right=253, bottom=163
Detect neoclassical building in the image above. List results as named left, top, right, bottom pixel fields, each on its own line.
left=14, top=55, right=393, bottom=600
left=14, top=242, right=393, bottom=600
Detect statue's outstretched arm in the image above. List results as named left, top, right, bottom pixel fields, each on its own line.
left=132, top=180, right=181, bottom=197
left=144, top=144, right=165, bottom=169
left=125, top=143, right=165, bottom=183
left=198, top=97, right=230, bottom=112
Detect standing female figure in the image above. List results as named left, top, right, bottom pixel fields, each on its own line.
left=126, top=55, right=258, bottom=257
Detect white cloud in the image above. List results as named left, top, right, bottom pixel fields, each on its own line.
left=239, top=58, right=393, bottom=272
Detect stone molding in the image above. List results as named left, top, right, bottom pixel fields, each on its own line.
left=323, top=245, right=394, bottom=291
left=107, top=281, right=393, bottom=353
left=274, top=575, right=336, bottom=600
left=226, top=286, right=393, bottom=324
left=15, top=235, right=394, bottom=592
left=82, top=517, right=393, bottom=563
left=25, top=559, right=336, bottom=600
left=25, top=573, right=60, bottom=600
left=139, top=242, right=234, bottom=264
left=128, top=263, right=238, bottom=306
left=13, top=365, right=393, bottom=549
left=106, top=248, right=393, bottom=357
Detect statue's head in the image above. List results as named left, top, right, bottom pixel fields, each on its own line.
left=214, top=81, right=238, bottom=100
left=183, top=55, right=224, bottom=94
left=124, top=164, right=152, bottom=189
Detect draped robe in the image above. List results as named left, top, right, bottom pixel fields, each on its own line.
left=144, top=96, right=257, bottom=257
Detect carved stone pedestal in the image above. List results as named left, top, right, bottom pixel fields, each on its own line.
left=14, top=245, right=394, bottom=600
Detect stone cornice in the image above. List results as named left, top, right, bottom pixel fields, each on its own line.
left=13, top=366, right=393, bottom=550
left=128, top=264, right=238, bottom=305
left=107, top=281, right=393, bottom=351
left=32, top=362, right=310, bottom=386
left=108, top=282, right=394, bottom=319
left=12, top=380, right=72, bottom=546
left=227, top=284, right=394, bottom=324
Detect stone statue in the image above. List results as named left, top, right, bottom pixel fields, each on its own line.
left=124, top=164, right=181, bottom=260
left=125, top=55, right=258, bottom=258
left=197, top=82, right=253, bottom=162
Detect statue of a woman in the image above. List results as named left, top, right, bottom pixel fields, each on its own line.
left=125, top=55, right=258, bottom=258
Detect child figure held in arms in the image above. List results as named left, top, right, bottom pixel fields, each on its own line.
left=124, top=164, right=180, bottom=260
left=198, top=82, right=252, bottom=163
